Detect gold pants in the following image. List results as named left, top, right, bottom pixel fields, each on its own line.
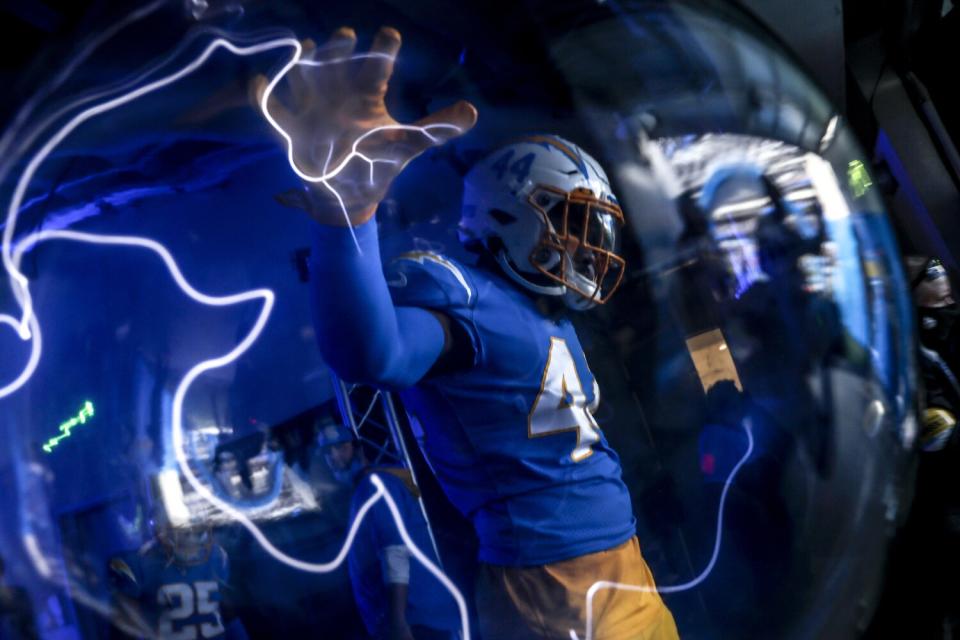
left=476, top=537, right=679, bottom=640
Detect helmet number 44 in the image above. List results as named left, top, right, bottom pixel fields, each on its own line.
left=491, top=150, right=535, bottom=185
left=528, top=337, right=602, bottom=462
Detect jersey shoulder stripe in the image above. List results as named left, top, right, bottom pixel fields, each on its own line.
left=386, top=251, right=476, bottom=310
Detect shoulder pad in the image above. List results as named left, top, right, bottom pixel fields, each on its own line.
left=386, top=251, right=476, bottom=310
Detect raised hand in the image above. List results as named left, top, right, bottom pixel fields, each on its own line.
left=253, top=26, right=478, bottom=226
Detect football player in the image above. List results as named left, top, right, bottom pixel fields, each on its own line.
left=907, top=256, right=960, bottom=451
left=317, top=423, right=461, bottom=640
left=256, top=26, right=678, bottom=639
left=108, top=511, right=246, bottom=639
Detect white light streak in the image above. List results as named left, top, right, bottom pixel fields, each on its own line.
left=2, top=36, right=301, bottom=342
left=819, top=115, right=840, bottom=153
left=768, top=156, right=807, bottom=172
left=805, top=153, right=852, bottom=221
left=257, top=51, right=463, bottom=246
left=570, top=418, right=755, bottom=640
left=297, top=52, right=395, bottom=67
left=1, top=30, right=471, bottom=638
left=0, top=0, right=166, bottom=185
left=710, top=196, right=771, bottom=219
left=9, top=228, right=470, bottom=636
left=371, top=474, right=471, bottom=640
left=23, top=533, right=53, bottom=579
left=157, top=468, right=192, bottom=528
left=783, top=188, right=818, bottom=201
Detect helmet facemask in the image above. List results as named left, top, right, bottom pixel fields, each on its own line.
left=527, top=185, right=626, bottom=308
left=160, top=524, right=213, bottom=566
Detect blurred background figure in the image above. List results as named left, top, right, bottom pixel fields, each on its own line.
left=318, top=423, right=460, bottom=640
left=910, top=256, right=960, bottom=453
left=719, top=165, right=851, bottom=483
left=0, top=554, right=38, bottom=640
left=107, top=477, right=248, bottom=640
left=697, top=380, right=794, bottom=637
left=316, top=416, right=366, bottom=527
left=867, top=256, right=960, bottom=639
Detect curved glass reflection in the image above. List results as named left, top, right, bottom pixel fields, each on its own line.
left=0, top=1, right=915, bottom=639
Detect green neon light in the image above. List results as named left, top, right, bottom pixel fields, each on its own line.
left=43, top=401, right=95, bottom=453
left=847, top=160, right=873, bottom=198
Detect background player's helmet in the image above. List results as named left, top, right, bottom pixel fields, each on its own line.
left=315, top=420, right=355, bottom=448
left=316, top=420, right=364, bottom=485
left=153, top=510, right=213, bottom=566
left=149, top=472, right=213, bottom=566
left=459, top=135, right=626, bottom=309
left=909, top=256, right=955, bottom=309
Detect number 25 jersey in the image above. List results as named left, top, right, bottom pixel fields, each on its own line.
left=109, top=541, right=228, bottom=639
left=387, top=252, right=636, bottom=566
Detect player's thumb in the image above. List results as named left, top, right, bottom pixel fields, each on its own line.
left=410, top=100, right=479, bottom=151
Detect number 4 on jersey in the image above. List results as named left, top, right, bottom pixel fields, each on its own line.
left=528, top=337, right=602, bottom=462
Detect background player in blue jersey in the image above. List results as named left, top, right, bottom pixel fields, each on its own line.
left=108, top=510, right=247, bottom=640
left=317, top=423, right=461, bottom=640
left=254, top=26, right=678, bottom=639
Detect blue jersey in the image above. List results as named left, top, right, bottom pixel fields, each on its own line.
left=386, top=252, right=636, bottom=565
left=348, top=468, right=460, bottom=636
left=109, top=540, right=229, bottom=639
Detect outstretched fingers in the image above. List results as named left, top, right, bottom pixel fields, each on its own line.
left=288, top=38, right=316, bottom=106
left=310, top=27, right=358, bottom=94
left=250, top=73, right=296, bottom=134
left=356, top=26, right=402, bottom=100
left=407, top=100, right=479, bottom=152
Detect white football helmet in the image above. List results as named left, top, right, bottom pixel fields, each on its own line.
left=152, top=506, right=213, bottom=566
left=458, top=134, right=626, bottom=309
left=149, top=472, right=213, bottom=566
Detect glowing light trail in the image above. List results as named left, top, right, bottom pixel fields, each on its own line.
left=256, top=58, right=463, bottom=246
left=4, top=34, right=463, bottom=338
left=10, top=229, right=470, bottom=639
left=0, top=0, right=165, bottom=185
left=570, top=418, right=755, bottom=640
left=0, top=25, right=286, bottom=209
left=1, top=30, right=470, bottom=637
left=2, top=36, right=302, bottom=343
left=43, top=400, right=95, bottom=453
